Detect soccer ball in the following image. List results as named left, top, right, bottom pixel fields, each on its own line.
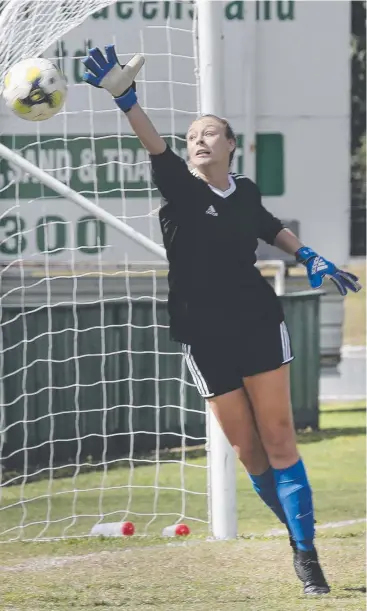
left=3, top=57, right=67, bottom=121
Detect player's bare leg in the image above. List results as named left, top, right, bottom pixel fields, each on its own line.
left=243, top=364, right=298, bottom=470
left=244, top=364, right=330, bottom=595
left=208, top=388, right=268, bottom=474
left=208, top=388, right=290, bottom=529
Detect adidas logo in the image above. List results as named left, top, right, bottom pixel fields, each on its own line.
left=311, top=256, right=328, bottom=274
left=205, top=205, right=218, bottom=217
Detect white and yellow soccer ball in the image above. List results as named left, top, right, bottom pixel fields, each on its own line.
left=3, top=57, right=67, bottom=121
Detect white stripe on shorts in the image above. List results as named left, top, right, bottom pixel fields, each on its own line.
left=280, top=321, right=293, bottom=363
left=182, top=343, right=213, bottom=398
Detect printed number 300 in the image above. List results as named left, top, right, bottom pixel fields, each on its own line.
left=0, top=215, right=106, bottom=255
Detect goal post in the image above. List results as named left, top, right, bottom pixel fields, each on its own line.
left=196, top=0, right=237, bottom=540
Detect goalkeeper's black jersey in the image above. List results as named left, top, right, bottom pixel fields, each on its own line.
left=150, top=145, right=285, bottom=343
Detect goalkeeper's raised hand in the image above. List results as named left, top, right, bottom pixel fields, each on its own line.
left=296, top=247, right=362, bottom=296
left=82, top=45, right=144, bottom=112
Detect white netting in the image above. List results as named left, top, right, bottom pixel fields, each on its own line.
left=0, top=0, right=122, bottom=88
left=0, top=0, right=210, bottom=541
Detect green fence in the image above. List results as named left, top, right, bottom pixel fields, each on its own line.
left=1, top=291, right=322, bottom=472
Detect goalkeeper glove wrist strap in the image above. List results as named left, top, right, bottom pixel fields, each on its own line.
left=114, top=87, right=137, bottom=112
left=295, top=246, right=318, bottom=264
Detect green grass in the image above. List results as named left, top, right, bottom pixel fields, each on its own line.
left=0, top=403, right=365, bottom=610
left=0, top=533, right=366, bottom=611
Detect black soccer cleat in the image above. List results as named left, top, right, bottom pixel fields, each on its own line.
left=289, top=535, right=297, bottom=553
left=289, top=536, right=305, bottom=583
left=293, top=547, right=331, bottom=595
left=289, top=536, right=302, bottom=581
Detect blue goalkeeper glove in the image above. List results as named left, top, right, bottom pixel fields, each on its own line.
left=296, top=247, right=362, bottom=296
left=82, top=45, right=145, bottom=112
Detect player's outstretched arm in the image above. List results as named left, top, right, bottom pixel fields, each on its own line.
left=125, top=103, right=166, bottom=155
left=82, top=45, right=166, bottom=155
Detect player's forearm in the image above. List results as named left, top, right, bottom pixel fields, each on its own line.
left=125, top=104, right=166, bottom=155
left=274, top=228, right=304, bottom=256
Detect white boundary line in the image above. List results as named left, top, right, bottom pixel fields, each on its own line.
left=263, top=518, right=366, bottom=537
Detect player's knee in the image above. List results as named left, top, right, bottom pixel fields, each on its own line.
left=233, top=442, right=269, bottom=474
left=262, top=422, right=297, bottom=463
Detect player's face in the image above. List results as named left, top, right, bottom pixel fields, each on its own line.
left=186, top=118, right=234, bottom=169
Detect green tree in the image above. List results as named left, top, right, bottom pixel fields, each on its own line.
left=351, top=0, right=366, bottom=256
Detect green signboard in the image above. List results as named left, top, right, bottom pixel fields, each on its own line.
left=0, top=133, right=284, bottom=199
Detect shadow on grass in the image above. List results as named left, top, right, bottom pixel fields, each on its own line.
left=343, top=587, right=367, bottom=594
left=296, top=427, right=366, bottom=444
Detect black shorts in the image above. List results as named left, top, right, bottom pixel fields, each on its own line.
left=182, top=321, right=294, bottom=398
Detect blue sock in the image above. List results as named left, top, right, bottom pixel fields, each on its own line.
left=273, top=459, right=315, bottom=551
left=249, top=467, right=289, bottom=527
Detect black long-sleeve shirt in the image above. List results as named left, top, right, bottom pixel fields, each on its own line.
left=151, top=145, right=285, bottom=343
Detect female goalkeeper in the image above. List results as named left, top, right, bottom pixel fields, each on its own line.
left=82, top=47, right=361, bottom=595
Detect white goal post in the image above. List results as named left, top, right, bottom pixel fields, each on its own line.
left=0, top=0, right=286, bottom=542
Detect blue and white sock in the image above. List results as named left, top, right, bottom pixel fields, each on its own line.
left=273, top=458, right=315, bottom=551
left=249, top=467, right=289, bottom=527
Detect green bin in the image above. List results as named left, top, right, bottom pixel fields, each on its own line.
left=280, top=290, right=323, bottom=430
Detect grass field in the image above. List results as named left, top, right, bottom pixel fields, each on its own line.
left=0, top=402, right=365, bottom=610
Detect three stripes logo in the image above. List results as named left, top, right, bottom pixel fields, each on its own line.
left=311, top=256, right=328, bottom=275
left=205, top=205, right=218, bottom=217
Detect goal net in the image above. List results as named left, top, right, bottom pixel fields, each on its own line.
left=0, top=0, right=214, bottom=541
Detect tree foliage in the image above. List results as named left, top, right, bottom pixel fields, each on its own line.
left=351, top=1, right=366, bottom=255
